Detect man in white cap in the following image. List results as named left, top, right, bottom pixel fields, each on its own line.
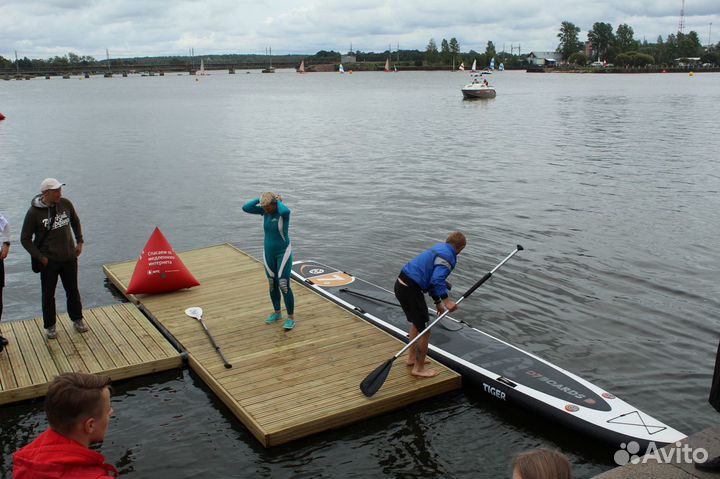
left=20, top=178, right=88, bottom=339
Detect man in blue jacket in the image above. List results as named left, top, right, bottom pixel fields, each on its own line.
left=394, top=231, right=466, bottom=378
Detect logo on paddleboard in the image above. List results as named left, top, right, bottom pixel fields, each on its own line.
left=310, top=272, right=354, bottom=287
left=299, top=263, right=355, bottom=287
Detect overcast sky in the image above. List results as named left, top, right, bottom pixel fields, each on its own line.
left=1, top=0, right=718, bottom=59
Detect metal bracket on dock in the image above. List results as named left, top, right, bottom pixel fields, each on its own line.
left=137, top=304, right=189, bottom=364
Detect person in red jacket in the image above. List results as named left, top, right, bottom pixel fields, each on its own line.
left=13, top=372, right=118, bottom=478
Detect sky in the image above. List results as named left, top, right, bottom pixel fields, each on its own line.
left=1, top=0, right=718, bottom=60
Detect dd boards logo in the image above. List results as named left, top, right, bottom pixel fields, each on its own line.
left=614, top=441, right=708, bottom=466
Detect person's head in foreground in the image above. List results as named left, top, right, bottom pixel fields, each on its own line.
left=45, top=372, right=114, bottom=446
left=512, top=448, right=572, bottom=479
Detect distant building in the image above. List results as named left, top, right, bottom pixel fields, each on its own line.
left=340, top=54, right=356, bottom=64
left=674, top=57, right=701, bottom=66
left=526, top=51, right=561, bottom=66
left=584, top=42, right=594, bottom=60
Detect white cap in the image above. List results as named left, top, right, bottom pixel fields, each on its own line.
left=40, top=178, right=65, bottom=192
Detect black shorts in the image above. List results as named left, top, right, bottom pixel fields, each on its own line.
left=394, top=277, right=429, bottom=331
left=0, top=258, right=4, bottom=288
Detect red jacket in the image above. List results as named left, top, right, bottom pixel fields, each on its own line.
left=13, top=429, right=118, bottom=479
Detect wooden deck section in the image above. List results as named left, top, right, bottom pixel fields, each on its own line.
left=0, top=304, right=182, bottom=405
left=103, top=244, right=461, bottom=447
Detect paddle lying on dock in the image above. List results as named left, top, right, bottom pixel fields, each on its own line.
left=185, top=307, right=232, bottom=369
left=359, top=245, right=523, bottom=397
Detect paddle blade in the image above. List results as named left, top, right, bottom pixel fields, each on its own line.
left=360, top=358, right=395, bottom=397
left=185, top=307, right=203, bottom=320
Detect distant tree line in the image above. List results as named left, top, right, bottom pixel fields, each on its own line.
left=307, top=38, right=524, bottom=69
left=556, top=20, right=719, bottom=66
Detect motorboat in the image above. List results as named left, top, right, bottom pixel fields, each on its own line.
left=461, top=73, right=496, bottom=99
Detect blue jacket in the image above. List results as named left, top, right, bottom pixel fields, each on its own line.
left=401, top=243, right=457, bottom=300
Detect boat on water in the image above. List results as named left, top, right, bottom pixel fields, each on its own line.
left=471, top=59, right=477, bottom=72
left=461, top=72, right=496, bottom=99
left=297, top=60, right=305, bottom=73
left=292, top=260, right=686, bottom=449
left=262, top=46, right=275, bottom=73
left=339, top=63, right=345, bottom=74
left=384, top=58, right=390, bottom=72
left=198, top=59, right=208, bottom=76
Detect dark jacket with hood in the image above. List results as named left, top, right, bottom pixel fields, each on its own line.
left=21, top=195, right=83, bottom=262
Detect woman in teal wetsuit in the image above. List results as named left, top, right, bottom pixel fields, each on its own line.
left=242, top=192, right=296, bottom=330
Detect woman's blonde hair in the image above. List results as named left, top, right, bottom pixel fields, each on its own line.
left=259, top=192, right=277, bottom=207
left=512, top=448, right=572, bottom=479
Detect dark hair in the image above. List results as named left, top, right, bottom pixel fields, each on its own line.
left=512, top=449, right=572, bottom=479
left=446, top=231, right=467, bottom=250
left=45, top=373, right=112, bottom=435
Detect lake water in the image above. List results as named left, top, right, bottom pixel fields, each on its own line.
left=1, top=70, right=719, bottom=478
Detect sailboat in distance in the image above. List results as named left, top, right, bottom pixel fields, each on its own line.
left=471, top=59, right=477, bottom=72
left=458, top=62, right=465, bottom=71
left=297, top=60, right=305, bottom=73
left=199, top=58, right=208, bottom=76
left=339, top=63, right=345, bottom=74
left=384, top=58, right=390, bottom=72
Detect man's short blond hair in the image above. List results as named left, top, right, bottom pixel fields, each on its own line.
left=446, top=231, right=466, bottom=250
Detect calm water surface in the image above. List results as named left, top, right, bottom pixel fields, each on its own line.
left=1, top=70, right=719, bottom=478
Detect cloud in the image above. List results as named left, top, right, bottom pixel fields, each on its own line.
left=0, top=0, right=718, bottom=59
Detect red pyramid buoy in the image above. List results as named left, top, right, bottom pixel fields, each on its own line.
left=0, top=113, right=5, bottom=121
left=126, top=227, right=200, bottom=294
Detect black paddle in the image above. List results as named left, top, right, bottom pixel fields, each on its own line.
left=185, top=307, right=232, bottom=369
left=360, top=244, right=523, bottom=397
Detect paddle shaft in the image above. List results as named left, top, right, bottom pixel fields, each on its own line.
left=198, top=317, right=232, bottom=368
left=392, top=245, right=523, bottom=361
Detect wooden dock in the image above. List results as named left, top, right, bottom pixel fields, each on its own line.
left=103, top=243, right=461, bottom=447
left=0, top=304, right=182, bottom=405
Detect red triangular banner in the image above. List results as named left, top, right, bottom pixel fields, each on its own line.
left=126, top=227, right=200, bottom=295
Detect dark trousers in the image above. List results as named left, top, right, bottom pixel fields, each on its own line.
left=40, top=258, right=83, bottom=328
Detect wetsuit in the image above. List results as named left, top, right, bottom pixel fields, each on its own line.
left=242, top=198, right=294, bottom=315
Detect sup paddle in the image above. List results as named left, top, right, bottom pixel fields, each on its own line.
left=185, top=307, right=232, bottom=369
left=360, top=244, right=523, bottom=397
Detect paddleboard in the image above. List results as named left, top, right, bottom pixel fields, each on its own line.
left=292, top=260, right=686, bottom=448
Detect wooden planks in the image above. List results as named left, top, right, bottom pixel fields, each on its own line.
left=0, top=304, right=182, bottom=405
left=103, top=244, right=461, bottom=447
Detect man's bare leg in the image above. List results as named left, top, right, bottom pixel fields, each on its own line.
left=411, top=329, right=439, bottom=378
left=406, top=324, right=419, bottom=366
